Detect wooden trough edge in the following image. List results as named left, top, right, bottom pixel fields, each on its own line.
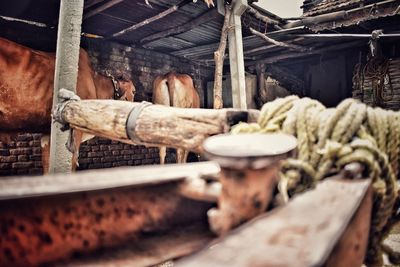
left=175, top=177, right=373, bottom=267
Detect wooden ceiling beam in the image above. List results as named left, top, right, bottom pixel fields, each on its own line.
left=84, top=0, right=105, bottom=10
left=83, top=0, right=124, bottom=20
left=109, top=0, right=192, bottom=39
left=140, top=8, right=221, bottom=44
left=247, top=40, right=365, bottom=66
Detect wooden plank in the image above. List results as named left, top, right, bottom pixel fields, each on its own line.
left=175, top=178, right=371, bottom=267
left=0, top=161, right=220, bottom=200
left=84, top=0, right=105, bottom=10
left=325, top=185, right=372, bottom=267
left=56, top=224, right=214, bottom=267
left=83, top=0, right=124, bottom=20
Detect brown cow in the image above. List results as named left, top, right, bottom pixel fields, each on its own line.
left=0, top=37, right=136, bottom=172
left=152, top=72, right=200, bottom=164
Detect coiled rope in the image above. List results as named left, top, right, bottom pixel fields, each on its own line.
left=231, top=96, right=399, bottom=266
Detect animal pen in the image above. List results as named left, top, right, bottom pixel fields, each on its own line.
left=0, top=0, right=400, bottom=267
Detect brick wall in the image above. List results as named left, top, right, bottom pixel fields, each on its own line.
left=0, top=134, right=42, bottom=176
left=0, top=39, right=211, bottom=176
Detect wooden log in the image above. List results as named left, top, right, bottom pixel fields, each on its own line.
left=0, top=162, right=218, bottom=267
left=110, top=0, right=191, bottom=38
left=175, top=177, right=372, bottom=267
left=53, top=93, right=256, bottom=153
left=246, top=5, right=283, bottom=29
left=249, top=27, right=309, bottom=52
left=83, top=0, right=123, bottom=20
left=213, top=4, right=232, bottom=109
left=283, top=10, right=348, bottom=29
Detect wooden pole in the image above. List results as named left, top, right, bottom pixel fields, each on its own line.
left=83, top=0, right=123, bottom=20
left=213, top=3, right=232, bottom=109
left=49, top=0, right=84, bottom=174
left=255, top=63, right=266, bottom=107
left=246, top=5, right=283, bottom=30
left=110, top=0, right=191, bottom=38
left=228, top=0, right=248, bottom=109
left=249, top=27, right=308, bottom=52
left=53, top=94, right=258, bottom=153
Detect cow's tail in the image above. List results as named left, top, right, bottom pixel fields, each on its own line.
left=166, top=74, right=176, bottom=107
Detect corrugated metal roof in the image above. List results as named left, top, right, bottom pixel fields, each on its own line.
left=0, top=0, right=399, bottom=67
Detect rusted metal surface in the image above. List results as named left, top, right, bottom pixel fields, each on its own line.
left=0, top=161, right=220, bottom=200
left=0, top=162, right=218, bottom=267
left=56, top=224, right=214, bottom=267
left=203, top=133, right=297, bottom=235
left=175, top=178, right=372, bottom=267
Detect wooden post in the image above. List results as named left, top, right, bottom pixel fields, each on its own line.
left=256, top=63, right=266, bottom=107
left=49, top=0, right=84, bottom=174
left=213, top=3, right=232, bottom=109
left=226, top=0, right=248, bottom=109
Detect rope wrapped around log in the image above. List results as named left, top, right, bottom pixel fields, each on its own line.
left=231, top=95, right=400, bottom=267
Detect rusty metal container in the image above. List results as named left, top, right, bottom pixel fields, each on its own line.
left=203, top=133, right=297, bottom=235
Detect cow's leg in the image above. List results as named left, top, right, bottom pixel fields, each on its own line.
left=159, top=146, right=166, bottom=165
left=177, top=148, right=189, bottom=164
left=40, top=135, right=50, bottom=174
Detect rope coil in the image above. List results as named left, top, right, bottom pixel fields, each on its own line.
left=232, top=96, right=399, bottom=266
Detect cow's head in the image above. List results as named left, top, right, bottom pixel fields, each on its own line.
left=106, top=72, right=136, bottom=101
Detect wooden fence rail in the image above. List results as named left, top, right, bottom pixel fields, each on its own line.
left=53, top=89, right=259, bottom=152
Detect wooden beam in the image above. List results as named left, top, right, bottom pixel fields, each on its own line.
left=141, top=9, right=221, bottom=44
left=83, top=0, right=123, bottom=20
left=49, top=0, right=84, bottom=174
left=84, top=0, right=104, bottom=9
left=246, top=5, right=283, bottom=29
left=245, top=37, right=305, bottom=55
left=247, top=40, right=365, bottom=66
left=110, top=0, right=191, bottom=39
left=249, top=27, right=309, bottom=52
left=213, top=3, right=232, bottom=109
left=175, top=178, right=372, bottom=267
left=283, top=10, right=348, bottom=29
left=53, top=92, right=257, bottom=153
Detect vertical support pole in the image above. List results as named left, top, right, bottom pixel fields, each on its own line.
left=228, top=0, right=247, bottom=109
left=49, top=0, right=84, bottom=173
left=256, top=63, right=266, bottom=107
